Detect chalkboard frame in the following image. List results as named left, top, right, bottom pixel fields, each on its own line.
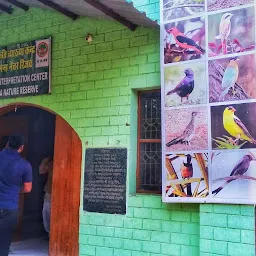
left=83, top=147, right=127, bottom=215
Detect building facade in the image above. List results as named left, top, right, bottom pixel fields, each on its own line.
left=0, top=1, right=255, bottom=256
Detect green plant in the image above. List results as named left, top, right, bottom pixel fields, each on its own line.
left=212, top=135, right=247, bottom=149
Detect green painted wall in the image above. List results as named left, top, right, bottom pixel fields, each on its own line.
left=0, top=6, right=254, bottom=256
left=200, top=204, right=255, bottom=256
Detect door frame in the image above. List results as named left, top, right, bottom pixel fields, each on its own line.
left=0, top=102, right=82, bottom=256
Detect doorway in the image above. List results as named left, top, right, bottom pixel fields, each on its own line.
left=0, top=103, right=82, bottom=256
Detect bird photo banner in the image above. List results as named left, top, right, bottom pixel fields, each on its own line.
left=161, top=0, right=256, bottom=204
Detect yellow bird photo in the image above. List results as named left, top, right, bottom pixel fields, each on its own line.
left=211, top=103, right=256, bottom=149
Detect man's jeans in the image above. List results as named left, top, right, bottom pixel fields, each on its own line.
left=0, top=209, right=18, bottom=256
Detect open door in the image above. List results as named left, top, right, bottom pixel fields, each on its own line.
left=50, top=115, right=82, bottom=256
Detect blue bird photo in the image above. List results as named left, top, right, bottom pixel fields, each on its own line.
left=219, top=57, right=239, bottom=101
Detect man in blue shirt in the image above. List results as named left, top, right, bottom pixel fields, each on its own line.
left=0, top=135, right=32, bottom=256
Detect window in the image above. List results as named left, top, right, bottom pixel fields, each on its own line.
left=137, top=90, right=162, bottom=193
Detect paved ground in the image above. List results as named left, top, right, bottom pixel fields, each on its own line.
left=9, top=238, right=48, bottom=256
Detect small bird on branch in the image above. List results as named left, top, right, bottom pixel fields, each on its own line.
left=219, top=57, right=239, bottom=101
left=180, top=154, right=193, bottom=196
left=167, top=27, right=205, bottom=54
left=215, top=13, right=233, bottom=55
left=212, top=154, right=255, bottom=195
left=223, top=106, right=256, bottom=145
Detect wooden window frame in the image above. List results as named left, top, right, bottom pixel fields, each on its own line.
left=136, top=89, right=162, bottom=194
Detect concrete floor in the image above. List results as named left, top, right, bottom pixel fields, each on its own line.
left=9, top=238, right=49, bottom=256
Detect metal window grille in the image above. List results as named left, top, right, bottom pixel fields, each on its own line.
left=137, top=90, right=162, bottom=193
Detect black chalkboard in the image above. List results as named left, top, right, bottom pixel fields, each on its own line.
left=83, top=148, right=127, bottom=214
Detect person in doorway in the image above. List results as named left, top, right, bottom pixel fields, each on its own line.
left=39, top=155, right=53, bottom=237
left=0, top=135, right=32, bottom=256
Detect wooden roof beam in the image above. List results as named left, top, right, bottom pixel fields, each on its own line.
left=83, top=0, right=137, bottom=31
left=0, top=2, right=12, bottom=14
left=5, top=0, right=29, bottom=11
left=36, top=0, right=79, bottom=20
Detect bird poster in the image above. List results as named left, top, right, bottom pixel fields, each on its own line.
left=211, top=151, right=256, bottom=200
left=211, top=103, right=256, bottom=150
left=164, top=61, right=207, bottom=106
left=208, top=54, right=256, bottom=103
left=163, top=0, right=205, bottom=21
left=164, top=17, right=205, bottom=63
left=208, top=7, right=255, bottom=57
left=160, top=0, right=256, bottom=204
left=165, top=153, right=209, bottom=198
left=165, top=107, right=208, bottom=151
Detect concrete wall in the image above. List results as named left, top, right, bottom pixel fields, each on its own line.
left=0, top=6, right=254, bottom=256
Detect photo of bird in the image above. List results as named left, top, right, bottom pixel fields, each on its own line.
left=166, top=112, right=198, bottom=147
left=223, top=106, right=256, bottom=145
left=181, top=154, right=193, bottom=179
left=216, top=13, right=233, bottom=54
left=180, top=154, right=193, bottom=195
left=219, top=57, right=239, bottom=101
left=167, top=27, right=205, bottom=55
left=208, top=8, right=255, bottom=57
left=165, top=153, right=209, bottom=198
left=166, top=68, right=194, bottom=103
left=212, top=154, right=255, bottom=195
left=208, top=53, right=256, bottom=103
left=165, top=62, right=207, bottom=107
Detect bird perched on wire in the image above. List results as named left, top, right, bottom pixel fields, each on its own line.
left=180, top=154, right=193, bottom=196
left=166, top=112, right=198, bottom=147
left=212, top=154, right=255, bottom=195
left=166, top=68, right=194, bottom=103
left=167, top=27, right=205, bottom=55
left=215, top=13, right=233, bottom=55
left=223, top=106, right=256, bottom=145
left=219, top=57, right=239, bottom=101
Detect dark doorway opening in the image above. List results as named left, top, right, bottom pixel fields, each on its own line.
left=2, top=107, right=55, bottom=241
left=0, top=103, right=81, bottom=256
left=0, top=107, right=55, bottom=254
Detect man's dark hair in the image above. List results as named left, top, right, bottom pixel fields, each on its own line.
left=8, top=135, right=25, bottom=150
